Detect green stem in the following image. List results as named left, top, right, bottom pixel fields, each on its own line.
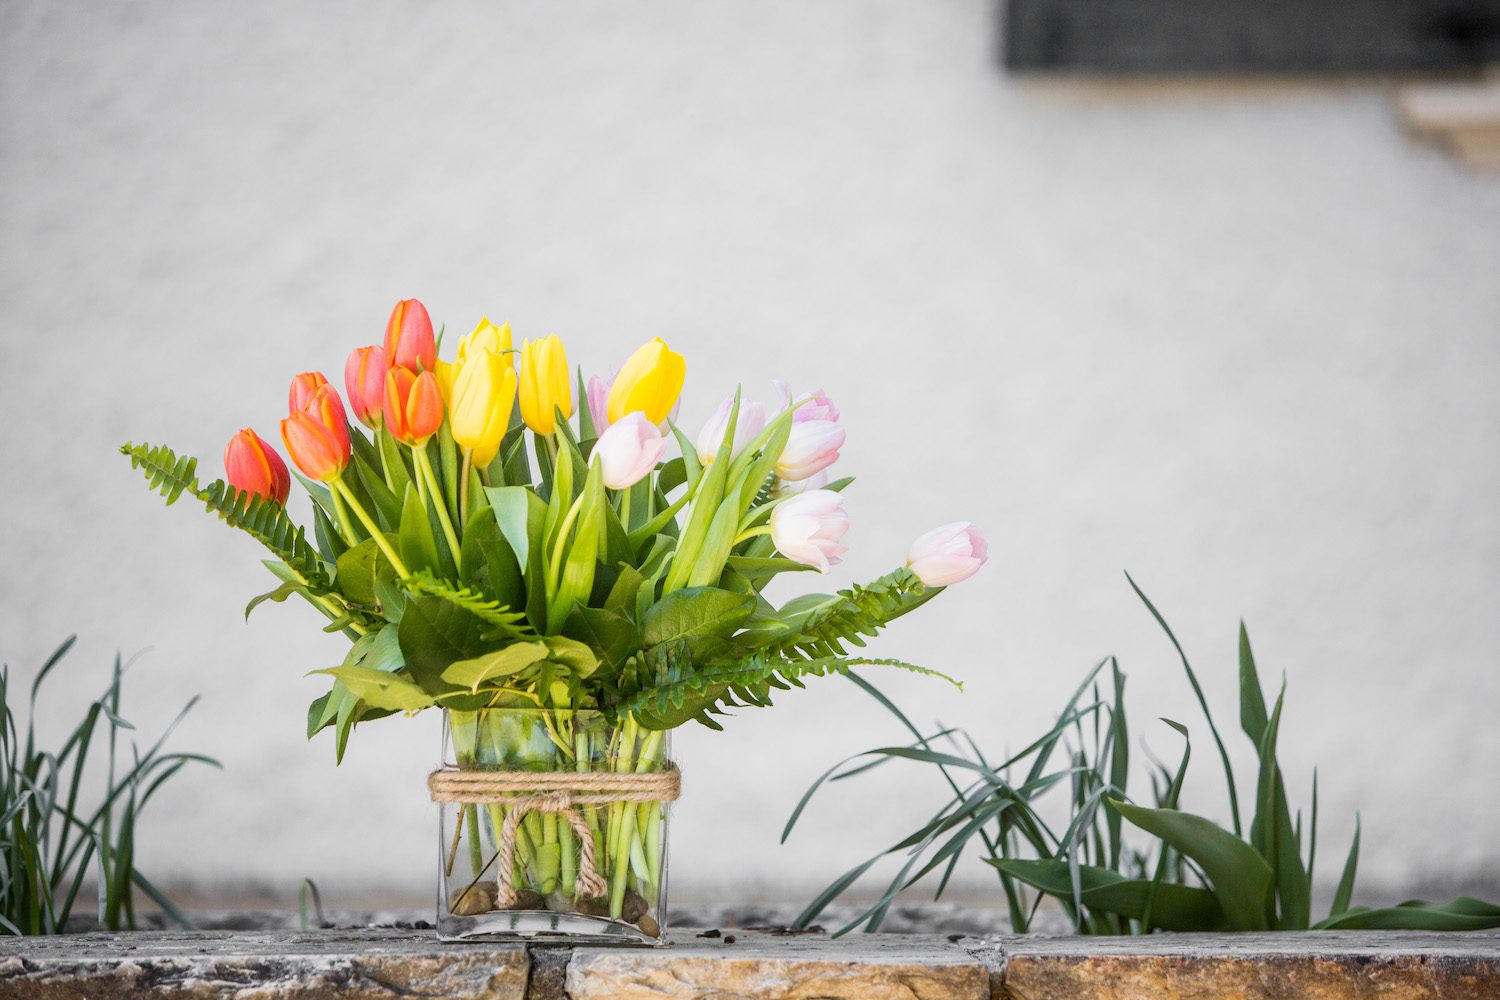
left=413, top=447, right=462, bottom=572
left=377, top=426, right=396, bottom=491
left=326, top=485, right=361, bottom=547
left=619, top=488, right=633, bottom=533
left=732, top=524, right=773, bottom=546
left=332, top=477, right=410, bottom=578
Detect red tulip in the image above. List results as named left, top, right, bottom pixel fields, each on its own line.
left=289, top=371, right=330, bottom=413
left=383, top=367, right=444, bottom=446
left=344, top=345, right=390, bottom=429
left=282, top=383, right=352, bottom=482
left=223, top=429, right=290, bottom=504
left=383, top=298, right=436, bottom=373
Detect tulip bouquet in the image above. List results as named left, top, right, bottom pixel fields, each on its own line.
left=121, top=297, right=985, bottom=938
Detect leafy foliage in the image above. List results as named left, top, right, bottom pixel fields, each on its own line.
left=791, top=577, right=1500, bottom=935
left=123, top=373, right=965, bottom=760
left=1, top=638, right=218, bottom=934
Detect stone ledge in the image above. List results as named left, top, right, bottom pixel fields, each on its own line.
left=0, top=927, right=1495, bottom=999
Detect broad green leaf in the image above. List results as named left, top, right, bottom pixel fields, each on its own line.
left=334, top=537, right=397, bottom=607
left=989, top=859, right=1226, bottom=932
left=310, top=666, right=434, bottom=712
left=398, top=482, right=441, bottom=575
left=1314, top=896, right=1500, bottom=931
left=396, top=594, right=490, bottom=693
left=562, top=607, right=639, bottom=673
left=725, top=556, right=817, bottom=580
left=441, top=642, right=549, bottom=691
left=641, top=587, right=756, bottom=647
left=1108, top=798, right=1274, bottom=931
left=605, top=565, right=647, bottom=619
left=244, top=581, right=301, bottom=620
left=542, top=635, right=600, bottom=676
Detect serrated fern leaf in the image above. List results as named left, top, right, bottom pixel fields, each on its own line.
left=122, top=441, right=331, bottom=590
left=623, top=652, right=956, bottom=725
left=400, top=572, right=536, bottom=640
left=759, top=567, right=935, bottom=658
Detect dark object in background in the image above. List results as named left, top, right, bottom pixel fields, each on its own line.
left=1004, top=0, right=1500, bottom=74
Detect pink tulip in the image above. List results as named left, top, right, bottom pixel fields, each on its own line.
left=594, top=412, right=666, bottom=490
left=773, top=380, right=840, bottom=423
left=776, top=468, right=829, bottom=496
left=776, top=419, right=844, bottom=482
left=695, top=395, right=766, bottom=465
left=344, top=345, right=390, bottom=429
left=770, top=489, right=849, bottom=572
left=906, top=522, right=987, bottom=586
left=587, top=374, right=613, bottom=433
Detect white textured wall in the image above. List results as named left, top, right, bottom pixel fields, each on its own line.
left=2, top=1, right=1498, bottom=908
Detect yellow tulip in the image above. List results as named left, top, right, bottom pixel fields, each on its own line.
left=450, top=348, right=517, bottom=466
left=517, top=334, right=572, bottom=435
left=457, top=317, right=512, bottom=368
left=606, top=337, right=686, bottom=425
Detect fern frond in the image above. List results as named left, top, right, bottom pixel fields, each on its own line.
left=622, top=650, right=956, bottom=728
left=122, top=441, right=331, bottom=590
left=400, top=572, right=536, bottom=641
left=757, top=567, right=936, bottom=658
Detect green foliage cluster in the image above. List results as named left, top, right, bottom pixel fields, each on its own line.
left=791, top=576, right=1500, bottom=935
left=123, top=387, right=955, bottom=761
left=0, top=638, right=217, bottom=935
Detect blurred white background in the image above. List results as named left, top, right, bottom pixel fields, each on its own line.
left=2, top=1, right=1497, bottom=909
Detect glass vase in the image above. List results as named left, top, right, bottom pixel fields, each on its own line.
left=435, top=708, right=671, bottom=944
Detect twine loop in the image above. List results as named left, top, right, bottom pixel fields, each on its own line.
left=429, top=764, right=681, bottom=908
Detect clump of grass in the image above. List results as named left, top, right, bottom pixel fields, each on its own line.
left=790, top=575, right=1500, bottom=935
left=0, top=637, right=219, bottom=934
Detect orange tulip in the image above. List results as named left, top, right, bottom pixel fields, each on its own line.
left=281, top=383, right=352, bottom=482
left=383, top=298, right=436, bottom=373
left=344, top=345, right=389, bottom=429
left=383, top=367, right=444, bottom=445
left=289, top=371, right=329, bottom=413
left=223, top=429, right=290, bottom=504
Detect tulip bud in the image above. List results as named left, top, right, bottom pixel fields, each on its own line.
left=769, top=489, right=849, bottom=572
left=224, top=428, right=290, bottom=504
left=384, top=298, right=437, bottom=373
left=606, top=338, right=686, bottom=426
left=289, top=371, right=330, bottom=413
left=775, top=419, right=844, bottom=482
left=906, top=522, right=987, bottom=587
left=695, top=395, right=766, bottom=465
left=456, top=317, right=512, bottom=368
left=594, top=412, right=666, bottom=490
left=384, top=367, right=445, bottom=446
left=450, top=348, right=517, bottom=466
left=344, top=346, right=390, bottom=429
left=773, top=380, right=839, bottom=423
left=280, top=387, right=352, bottom=484
left=586, top=374, right=613, bottom=434
left=517, top=335, right=573, bottom=435
left=776, top=468, right=829, bottom=497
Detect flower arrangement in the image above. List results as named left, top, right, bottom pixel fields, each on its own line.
left=121, top=298, right=985, bottom=938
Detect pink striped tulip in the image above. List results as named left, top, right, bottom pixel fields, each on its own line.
left=224, top=429, right=290, bottom=504
left=344, top=345, right=390, bottom=429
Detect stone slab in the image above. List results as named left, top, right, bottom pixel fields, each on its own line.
left=566, top=931, right=990, bottom=1000
left=1, top=925, right=1498, bottom=999
left=0, top=929, right=530, bottom=1000
left=971, top=931, right=1500, bottom=1000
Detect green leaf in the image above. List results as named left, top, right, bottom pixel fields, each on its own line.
left=398, top=482, right=442, bottom=575
left=563, top=606, right=641, bottom=674
left=396, top=594, right=490, bottom=694
left=541, top=636, right=601, bottom=677
left=1314, top=896, right=1500, bottom=931
left=1329, top=815, right=1361, bottom=918
left=1107, top=798, right=1274, bottom=931
left=989, top=859, right=1226, bottom=932
left=725, top=555, right=817, bottom=581
left=487, top=485, right=550, bottom=630
left=401, top=572, right=534, bottom=641
left=605, top=565, right=647, bottom=619
left=309, top=666, right=434, bottom=712
left=244, top=581, right=302, bottom=620
left=641, top=587, right=756, bottom=647
left=1239, top=622, right=1269, bottom=745
left=335, top=537, right=395, bottom=607
left=441, top=642, right=549, bottom=691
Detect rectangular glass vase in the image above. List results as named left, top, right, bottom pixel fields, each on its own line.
left=436, top=708, right=671, bottom=944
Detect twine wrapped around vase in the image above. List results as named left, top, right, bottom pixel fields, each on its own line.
left=428, top=764, right=681, bottom=907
